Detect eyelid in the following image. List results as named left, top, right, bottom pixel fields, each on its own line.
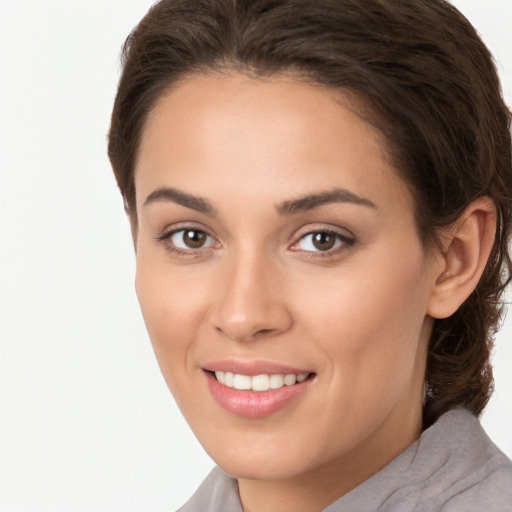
left=154, top=222, right=355, bottom=256
left=154, top=223, right=221, bottom=255
left=155, top=222, right=214, bottom=241
left=292, top=223, right=355, bottom=242
left=289, top=224, right=356, bottom=253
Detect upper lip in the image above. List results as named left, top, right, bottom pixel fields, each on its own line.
left=202, top=359, right=313, bottom=376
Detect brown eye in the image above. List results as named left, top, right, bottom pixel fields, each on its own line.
left=296, top=230, right=351, bottom=253
left=183, top=230, right=207, bottom=248
left=169, top=229, right=214, bottom=250
left=312, top=232, right=336, bottom=251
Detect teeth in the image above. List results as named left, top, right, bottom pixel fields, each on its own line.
left=225, top=372, right=234, bottom=387
left=284, top=374, right=297, bottom=386
left=233, top=374, right=252, bottom=390
left=270, top=374, right=284, bottom=389
left=214, top=371, right=309, bottom=391
left=252, top=374, right=270, bottom=391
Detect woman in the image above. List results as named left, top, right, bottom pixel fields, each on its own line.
left=108, top=0, right=512, bottom=510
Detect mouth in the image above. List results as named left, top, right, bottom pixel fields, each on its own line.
left=202, top=363, right=316, bottom=418
left=211, top=370, right=312, bottom=391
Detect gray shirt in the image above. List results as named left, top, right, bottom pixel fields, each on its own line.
left=178, top=408, right=512, bottom=511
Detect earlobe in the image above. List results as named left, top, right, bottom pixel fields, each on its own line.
left=427, top=197, right=496, bottom=319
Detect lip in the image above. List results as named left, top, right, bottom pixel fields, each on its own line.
left=202, top=360, right=315, bottom=418
left=202, top=359, right=313, bottom=376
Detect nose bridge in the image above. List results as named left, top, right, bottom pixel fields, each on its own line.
left=213, top=244, right=291, bottom=342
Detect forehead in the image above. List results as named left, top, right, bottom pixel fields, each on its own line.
left=135, top=72, right=412, bottom=217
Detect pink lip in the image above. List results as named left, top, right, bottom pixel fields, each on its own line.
left=202, top=359, right=312, bottom=376
left=202, top=360, right=315, bottom=418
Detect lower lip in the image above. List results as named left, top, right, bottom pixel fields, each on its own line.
left=205, top=372, right=313, bottom=418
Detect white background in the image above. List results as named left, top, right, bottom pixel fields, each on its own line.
left=0, top=1, right=511, bottom=510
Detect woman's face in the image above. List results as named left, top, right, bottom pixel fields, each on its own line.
left=134, top=73, right=441, bottom=486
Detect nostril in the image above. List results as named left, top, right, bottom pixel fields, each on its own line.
left=254, top=328, right=274, bottom=336
left=211, top=293, right=293, bottom=342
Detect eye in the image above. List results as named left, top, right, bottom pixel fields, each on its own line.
left=295, top=230, right=353, bottom=253
left=162, top=228, right=216, bottom=250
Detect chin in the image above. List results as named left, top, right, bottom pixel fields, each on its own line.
left=218, top=456, right=310, bottom=482
left=200, top=432, right=323, bottom=481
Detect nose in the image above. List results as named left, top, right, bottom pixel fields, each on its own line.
left=211, top=251, right=293, bottom=343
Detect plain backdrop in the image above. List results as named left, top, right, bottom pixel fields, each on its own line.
left=0, top=1, right=511, bottom=510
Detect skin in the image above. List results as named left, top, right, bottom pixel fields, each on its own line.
left=132, top=73, right=458, bottom=512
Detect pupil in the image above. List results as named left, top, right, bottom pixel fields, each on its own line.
left=312, top=232, right=335, bottom=251
left=184, top=230, right=206, bottom=248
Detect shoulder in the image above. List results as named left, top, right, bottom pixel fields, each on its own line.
left=176, top=466, right=242, bottom=512
left=437, top=453, right=512, bottom=511
left=338, top=408, right=512, bottom=512
left=409, top=409, right=512, bottom=512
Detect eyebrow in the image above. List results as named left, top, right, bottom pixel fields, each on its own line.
left=277, top=188, right=377, bottom=215
left=143, top=186, right=216, bottom=215
left=143, top=185, right=376, bottom=216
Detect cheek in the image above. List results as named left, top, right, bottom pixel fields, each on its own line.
left=134, top=253, right=207, bottom=381
left=304, top=252, right=426, bottom=333
left=300, top=245, right=430, bottom=395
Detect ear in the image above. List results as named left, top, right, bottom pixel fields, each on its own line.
left=427, top=197, right=496, bottom=319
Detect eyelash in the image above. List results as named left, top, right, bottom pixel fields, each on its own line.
left=290, top=229, right=356, bottom=257
left=155, top=226, right=217, bottom=256
left=155, top=226, right=355, bottom=258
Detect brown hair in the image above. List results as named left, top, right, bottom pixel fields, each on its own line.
left=108, top=0, right=512, bottom=427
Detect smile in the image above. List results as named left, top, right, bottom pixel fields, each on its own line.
left=204, top=365, right=315, bottom=418
left=214, top=371, right=310, bottom=391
